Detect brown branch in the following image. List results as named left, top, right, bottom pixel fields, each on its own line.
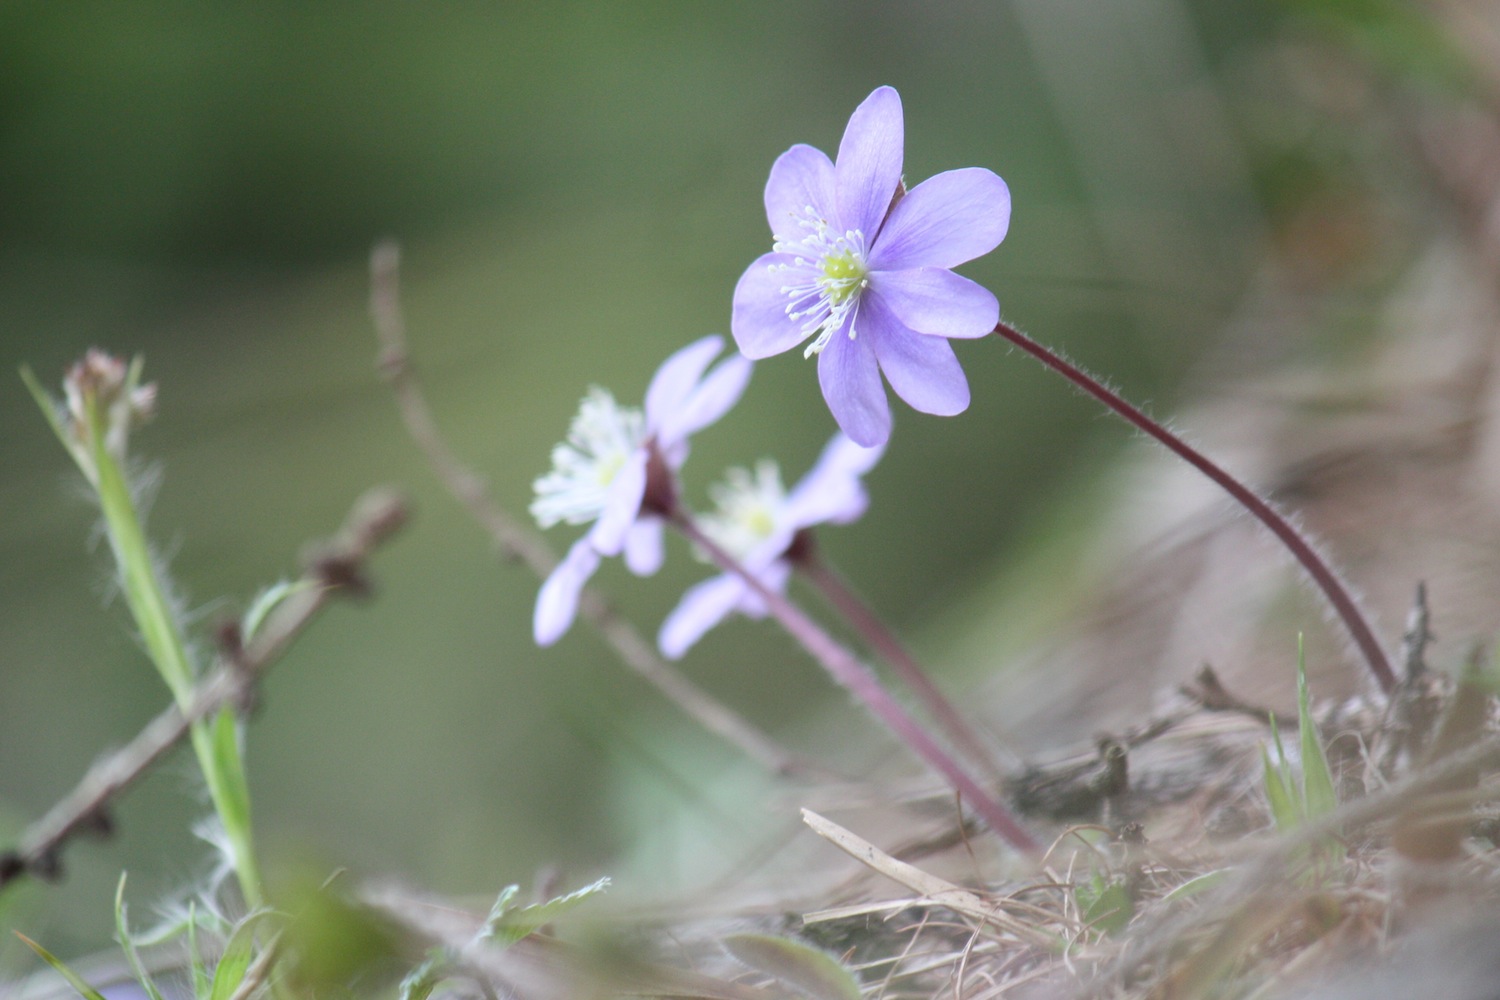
left=0, top=488, right=409, bottom=893
left=368, top=241, right=814, bottom=778
left=1180, top=663, right=1282, bottom=727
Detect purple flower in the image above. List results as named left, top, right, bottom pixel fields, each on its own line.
left=732, top=85, right=1011, bottom=448
left=658, top=433, right=884, bottom=658
left=531, top=335, right=752, bottom=646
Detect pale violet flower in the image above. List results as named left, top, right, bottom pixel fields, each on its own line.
left=531, top=335, right=752, bottom=646
left=732, top=85, right=1011, bottom=448
left=658, top=433, right=884, bottom=658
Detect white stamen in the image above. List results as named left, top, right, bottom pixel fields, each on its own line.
left=769, top=206, right=869, bottom=358
left=531, top=387, right=646, bottom=528
left=700, top=460, right=786, bottom=561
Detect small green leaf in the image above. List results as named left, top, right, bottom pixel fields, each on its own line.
left=14, top=933, right=109, bottom=1000
left=207, top=920, right=257, bottom=1000
left=723, top=933, right=861, bottom=1000
left=1079, top=876, right=1133, bottom=936
left=485, top=877, right=609, bottom=948
left=398, top=949, right=449, bottom=1000
left=476, top=884, right=521, bottom=939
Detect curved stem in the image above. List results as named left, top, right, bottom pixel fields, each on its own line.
left=669, top=512, right=1040, bottom=855
left=993, top=320, right=1395, bottom=694
left=795, top=545, right=1017, bottom=776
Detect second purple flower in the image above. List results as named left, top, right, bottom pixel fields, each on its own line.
left=530, top=335, right=751, bottom=646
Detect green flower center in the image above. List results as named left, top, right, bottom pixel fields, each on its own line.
left=820, top=250, right=868, bottom=305
left=702, top=460, right=786, bottom=560
left=530, top=387, right=646, bottom=528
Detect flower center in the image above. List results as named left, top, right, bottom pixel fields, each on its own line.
left=771, top=207, right=869, bottom=359
left=701, top=460, right=786, bottom=561
left=531, top=387, right=646, bottom=528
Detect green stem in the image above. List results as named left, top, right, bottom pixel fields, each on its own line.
left=84, top=398, right=263, bottom=909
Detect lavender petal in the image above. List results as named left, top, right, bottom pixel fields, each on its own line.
left=657, top=352, right=753, bottom=449
left=817, top=331, right=891, bottom=448
left=835, top=86, right=905, bottom=238
left=764, top=143, right=836, bottom=239
left=658, top=573, right=748, bottom=659
left=623, top=517, right=664, bottom=576
left=645, top=334, right=725, bottom=430
left=869, top=267, right=998, bottom=339
left=737, top=559, right=792, bottom=618
left=866, top=307, right=970, bottom=417
left=732, top=253, right=816, bottom=360
left=589, top=448, right=648, bottom=556
left=868, top=167, right=1011, bottom=271
left=534, top=537, right=601, bottom=646
left=782, top=432, right=883, bottom=529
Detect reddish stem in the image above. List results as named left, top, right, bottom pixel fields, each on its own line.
left=993, top=320, right=1395, bottom=694
left=670, top=512, right=1041, bottom=855
left=793, top=540, right=1013, bottom=777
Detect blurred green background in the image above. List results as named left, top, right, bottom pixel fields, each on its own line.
left=0, top=0, right=1448, bottom=959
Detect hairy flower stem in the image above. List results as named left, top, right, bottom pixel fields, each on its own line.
left=793, top=543, right=1016, bottom=777
left=992, top=320, right=1396, bottom=694
left=93, top=435, right=262, bottom=909
left=669, top=512, right=1041, bottom=854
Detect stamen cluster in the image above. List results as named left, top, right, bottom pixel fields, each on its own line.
left=770, top=208, right=870, bottom=358
left=700, top=460, right=785, bottom=560
left=530, top=387, right=646, bottom=529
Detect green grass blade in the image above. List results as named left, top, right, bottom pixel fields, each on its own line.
left=19, top=367, right=74, bottom=460
left=113, top=874, right=166, bottom=1000
left=187, top=901, right=211, bottom=999
left=1162, top=868, right=1232, bottom=902
left=14, top=933, right=109, bottom=1000
left=208, top=708, right=254, bottom=840
left=1297, top=636, right=1338, bottom=821
left=207, top=920, right=257, bottom=1000
left=1266, top=716, right=1302, bottom=833
left=722, top=933, right=862, bottom=1000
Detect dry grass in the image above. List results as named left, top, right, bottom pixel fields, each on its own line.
left=346, top=658, right=1500, bottom=999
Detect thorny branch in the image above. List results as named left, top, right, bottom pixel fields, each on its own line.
left=0, top=488, right=410, bottom=893
left=368, top=241, right=811, bottom=779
